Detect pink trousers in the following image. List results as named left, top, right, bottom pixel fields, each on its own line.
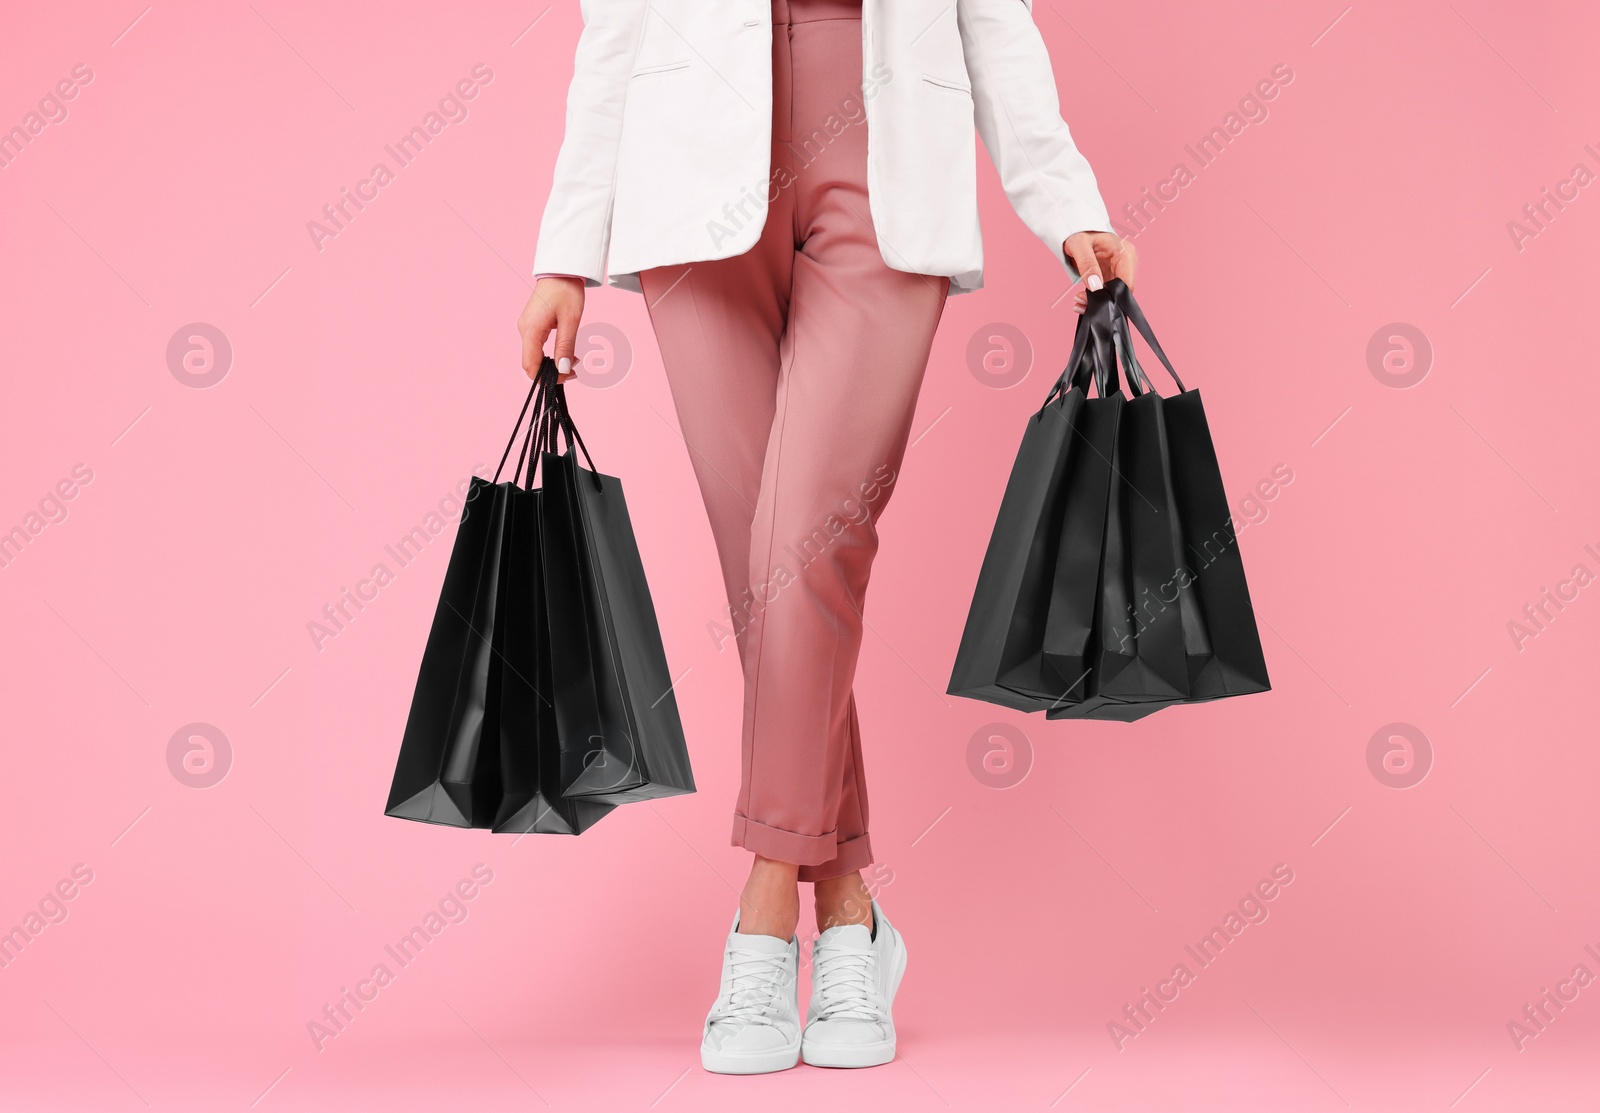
left=639, top=0, right=948, bottom=882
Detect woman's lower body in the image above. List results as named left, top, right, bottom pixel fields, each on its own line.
left=640, top=0, right=947, bottom=1073
left=641, top=0, right=948, bottom=881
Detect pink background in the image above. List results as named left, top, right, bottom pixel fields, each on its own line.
left=2, top=2, right=1597, bottom=1110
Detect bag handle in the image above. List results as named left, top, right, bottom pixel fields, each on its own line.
left=1043, top=294, right=1122, bottom=410
left=493, top=368, right=546, bottom=484
left=528, top=356, right=603, bottom=491
left=522, top=364, right=560, bottom=489
left=490, top=356, right=602, bottom=491
left=1111, top=310, right=1156, bottom=398
left=1076, top=301, right=1122, bottom=399
left=1105, top=279, right=1186, bottom=394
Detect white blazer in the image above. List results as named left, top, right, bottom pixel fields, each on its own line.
left=532, top=0, right=1112, bottom=296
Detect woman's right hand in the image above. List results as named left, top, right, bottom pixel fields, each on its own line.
left=517, top=277, right=586, bottom=382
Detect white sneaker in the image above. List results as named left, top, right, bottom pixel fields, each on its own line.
left=801, top=897, right=906, bottom=1068
left=700, top=910, right=802, bottom=1074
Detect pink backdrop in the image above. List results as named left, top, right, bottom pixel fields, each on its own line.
left=2, top=2, right=1597, bottom=1110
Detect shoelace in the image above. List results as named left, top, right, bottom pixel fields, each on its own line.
left=709, top=947, right=793, bottom=1026
left=810, top=946, right=882, bottom=1022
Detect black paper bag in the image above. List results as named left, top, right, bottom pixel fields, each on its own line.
left=1162, top=390, right=1270, bottom=700
left=538, top=375, right=696, bottom=804
left=1113, top=286, right=1267, bottom=702
left=386, top=372, right=616, bottom=832
left=1051, top=283, right=1267, bottom=718
left=957, top=281, right=1269, bottom=721
left=385, top=476, right=516, bottom=827
left=1039, top=389, right=1122, bottom=705
left=490, top=477, right=613, bottom=834
left=947, top=325, right=1102, bottom=710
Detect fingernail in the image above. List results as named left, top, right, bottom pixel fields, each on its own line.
left=557, top=357, right=572, bottom=375
left=1086, top=275, right=1103, bottom=292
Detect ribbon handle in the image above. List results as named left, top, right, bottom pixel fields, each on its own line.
left=1106, top=279, right=1186, bottom=394
left=491, top=357, right=601, bottom=490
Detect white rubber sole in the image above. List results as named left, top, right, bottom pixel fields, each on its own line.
left=801, top=927, right=908, bottom=1069
left=701, top=1042, right=801, bottom=1075
left=801, top=1036, right=896, bottom=1069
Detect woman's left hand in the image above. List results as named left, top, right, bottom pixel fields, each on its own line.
left=1063, top=231, right=1137, bottom=313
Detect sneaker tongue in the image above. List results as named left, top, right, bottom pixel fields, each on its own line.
left=730, top=929, right=792, bottom=955
left=817, top=923, right=872, bottom=951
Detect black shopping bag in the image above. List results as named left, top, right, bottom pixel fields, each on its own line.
left=947, top=310, right=1104, bottom=711
left=1039, top=295, right=1184, bottom=721
left=536, top=366, right=696, bottom=804
left=1114, top=287, right=1269, bottom=700
left=386, top=370, right=613, bottom=833
left=489, top=447, right=614, bottom=834
left=1098, top=386, right=1195, bottom=702
left=954, top=280, right=1268, bottom=721
left=1048, top=282, right=1267, bottom=717
left=384, top=473, right=512, bottom=827
left=1038, top=305, right=1125, bottom=706
left=1046, top=316, right=1199, bottom=720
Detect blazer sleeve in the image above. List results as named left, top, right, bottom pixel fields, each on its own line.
left=531, top=0, right=649, bottom=287
left=958, top=0, right=1113, bottom=280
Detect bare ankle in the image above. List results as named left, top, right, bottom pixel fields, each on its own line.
left=737, top=855, right=801, bottom=939
left=737, top=905, right=798, bottom=939
left=813, top=871, right=874, bottom=933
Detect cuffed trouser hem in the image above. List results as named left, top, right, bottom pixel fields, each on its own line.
left=732, top=815, right=874, bottom=882
left=797, top=833, right=874, bottom=883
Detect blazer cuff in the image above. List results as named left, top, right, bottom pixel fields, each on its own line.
left=531, top=247, right=604, bottom=288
